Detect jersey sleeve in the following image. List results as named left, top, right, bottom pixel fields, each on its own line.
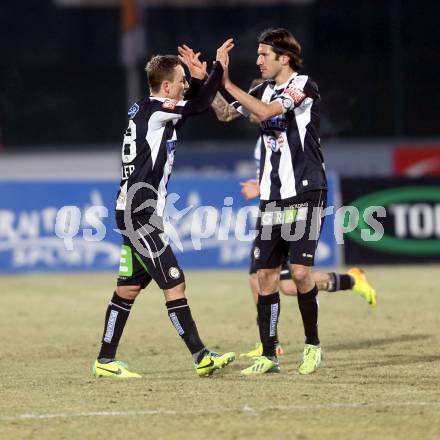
left=184, top=77, right=204, bottom=100
left=181, top=62, right=224, bottom=117
left=147, top=99, right=188, bottom=128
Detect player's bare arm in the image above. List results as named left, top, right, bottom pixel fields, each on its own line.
left=224, top=78, right=283, bottom=122
left=211, top=92, right=241, bottom=122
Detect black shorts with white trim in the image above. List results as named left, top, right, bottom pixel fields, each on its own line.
left=115, top=212, right=185, bottom=290
left=249, top=239, right=291, bottom=280
left=254, top=190, right=327, bottom=269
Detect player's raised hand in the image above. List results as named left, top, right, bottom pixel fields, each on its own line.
left=240, top=179, right=260, bottom=200
left=178, top=44, right=207, bottom=80
left=216, top=38, right=234, bottom=68
left=216, top=38, right=234, bottom=85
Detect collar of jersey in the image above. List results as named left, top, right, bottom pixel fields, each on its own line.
left=274, top=72, right=298, bottom=91
left=150, top=96, right=167, bottom=102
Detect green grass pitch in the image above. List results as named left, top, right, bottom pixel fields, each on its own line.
left=1, top=266, right=439, bottom=439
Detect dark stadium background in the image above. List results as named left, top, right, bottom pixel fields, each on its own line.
left=0, top=0, right=438, bottom=148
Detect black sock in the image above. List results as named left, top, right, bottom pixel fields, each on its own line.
left=257, top=292, right=280, bottom=357
left=98, top=292, right=134, bottom=360
left=297, top=285, right=320, bottom=346
left=256, top=308, right=279, bottom=345
left=166, top=298, right=205, bottom=359
left=327, top=273, right=355, bottom=292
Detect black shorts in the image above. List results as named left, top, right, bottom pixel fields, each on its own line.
left=115, top=212, right=185, bottom=290
left=254, top=189, right=327, bottom=269
left=249, top=239, right=291, bottom=281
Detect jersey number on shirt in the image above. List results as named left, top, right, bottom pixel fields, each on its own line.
left=122, top=120, right=137, bottom=163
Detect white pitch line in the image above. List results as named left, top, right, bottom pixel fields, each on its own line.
left=0, top=409, right=176, bottom=422
left=1, top=401, right=439, bottom=422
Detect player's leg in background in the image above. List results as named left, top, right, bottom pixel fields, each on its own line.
left=279, top=260, right=298, bottom=296
left=312, top=270, right=377, bottom=306
left=249, top=272, right=259, bottom=305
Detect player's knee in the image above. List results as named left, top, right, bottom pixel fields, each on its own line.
left=291, top=265, right=312, bottom=286
left=163, top=282, right=186, bottom=302
left=117, top=284, right=141, bottom=300
left=257, top=269, right=279, bottom=292
left=280, top=280, right=297, bottom=296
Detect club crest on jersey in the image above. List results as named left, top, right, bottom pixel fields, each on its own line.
left=266, top=136, right=280, bottom=152
left=162, top=99, right=177, bottom=110
left=128, top=103, right=139, bottom=119
left=285, top=87, right=306, bottom=106
left=168, top=267, right=180, bottom=279
left=253, top=247, right=260, bottom=260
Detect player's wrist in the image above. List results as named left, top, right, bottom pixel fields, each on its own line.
left=191, top=73, right=206, bottom=81
left=224, top=78, right=233, bottom=90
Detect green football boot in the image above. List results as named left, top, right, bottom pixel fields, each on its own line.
left=93, top=360, right=141, bottom=378
left=240, top=342, right=285, bottom=358
left=348, top=267, right=377, bottom=307
left=240, top=342, right=263, bottom=358
left=195, top=351, right=236, bottom=377
left=241, top=356, right=280, bottom=376
left=298, top=344, right=321, bottom=375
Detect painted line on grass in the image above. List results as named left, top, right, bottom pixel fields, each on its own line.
left=1, top=401, right=440, bottom=422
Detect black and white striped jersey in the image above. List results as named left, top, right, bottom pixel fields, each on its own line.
left=116, top=62, right=223, bottom=217
left=234, top=72, right=327, bottom=201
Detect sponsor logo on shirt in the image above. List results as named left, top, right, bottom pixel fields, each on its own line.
left=284, top=87, right=306, bottom=106
left=261, top=116, right=287, bottom=132
left=128, top=103, right=139, bottom=119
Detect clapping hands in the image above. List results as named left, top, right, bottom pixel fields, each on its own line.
left=177, top=45, right=207, bottom=80
left=178, top=38, right=234, bottom=83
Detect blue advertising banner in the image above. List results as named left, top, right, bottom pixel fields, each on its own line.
left=0, top=175, right=339, bottom=273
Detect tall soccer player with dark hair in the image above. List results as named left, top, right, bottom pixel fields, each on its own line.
left=211, top=28, right=376, bottom=375
left=238, top=143, right=376, bottom=359
left=92, top=39, right=236, bottom=378
left=211, top=82, right=376, bottom=359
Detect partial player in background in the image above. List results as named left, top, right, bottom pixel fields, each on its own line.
left=93, top=40, right=236, bottom=379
